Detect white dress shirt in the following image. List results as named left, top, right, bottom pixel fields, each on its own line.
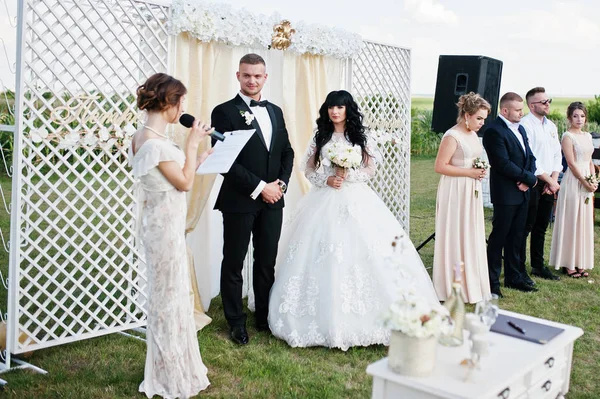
left=499, top=115, right=526, bottom=152
left=238, top=92, right=273, bottom=200
left=520, top=113, right=562, bottom=176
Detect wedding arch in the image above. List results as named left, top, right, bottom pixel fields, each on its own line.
left=1, top=0, right=411, bottom=377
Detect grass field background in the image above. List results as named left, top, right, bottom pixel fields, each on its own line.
left=411, top=96, right=593, bottom=116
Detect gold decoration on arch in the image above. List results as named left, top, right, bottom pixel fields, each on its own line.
left=271, top=20, right=295, bottom=50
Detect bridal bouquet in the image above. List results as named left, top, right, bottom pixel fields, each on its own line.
left=582, top=173, right=599, bottom=204
left=381, top=290, right=453, bottom=339
left=472, top=157, right=490, bottom=198
left=472, top=157, right=490, bottom=170
left=324, top=142, right=363, bottom=170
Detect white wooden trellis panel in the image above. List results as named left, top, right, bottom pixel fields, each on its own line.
left=7, top=0, right=169, bottom=358
left=351, top=41, right=411, bottom=232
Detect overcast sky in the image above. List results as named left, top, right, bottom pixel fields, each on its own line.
left=1, top=0, right=599, bottom=97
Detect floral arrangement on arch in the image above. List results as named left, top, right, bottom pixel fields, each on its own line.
left=381, top=289, right=454, bottom=339
left=27, top=124, right=136, bottom=152
left=168, top=0, right=364, bottom=59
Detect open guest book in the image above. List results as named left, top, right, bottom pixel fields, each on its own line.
left=491, top=313, right=565, bottom=344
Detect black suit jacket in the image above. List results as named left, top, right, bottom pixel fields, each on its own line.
left=482, top=116, right=537, bottom=206
left=210, top=94, right=294, bottom=213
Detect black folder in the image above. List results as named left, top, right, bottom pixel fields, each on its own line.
left=490, top=314, right=564, bottom=344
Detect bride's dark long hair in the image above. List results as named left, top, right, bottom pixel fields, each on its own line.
left=313, top=90, right=369, bottom=168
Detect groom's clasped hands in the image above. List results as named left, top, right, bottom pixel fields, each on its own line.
left=261, top=179, right=284, bottom=203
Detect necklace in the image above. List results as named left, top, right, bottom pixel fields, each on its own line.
left=144, top=125, right=169, bottom=139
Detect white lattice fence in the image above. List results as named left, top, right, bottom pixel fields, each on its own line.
left=352, top=41, right=411, bottom=231
left=7, top=0, right=169, bottom=361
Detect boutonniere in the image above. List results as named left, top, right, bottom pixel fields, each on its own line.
left=240, top=110, right=255, bottom=126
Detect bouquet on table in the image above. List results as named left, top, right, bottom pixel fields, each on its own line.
left=381, top=289, right=454, bottom=339
left=322, top=142, right=363, bottom=176
left=472, top=157, right=490, bottom=198
left=582, top=173, right=599, bottom=204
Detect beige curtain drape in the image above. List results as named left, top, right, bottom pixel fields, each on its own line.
left=171, top=33, right=345, bottom=312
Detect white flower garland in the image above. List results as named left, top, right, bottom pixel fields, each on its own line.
left=168, top=0, right=364, bottom=59
left=28, top=124, right=135, bottom=152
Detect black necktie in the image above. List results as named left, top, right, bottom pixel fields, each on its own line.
left=250, top=99, right=268, bottom=107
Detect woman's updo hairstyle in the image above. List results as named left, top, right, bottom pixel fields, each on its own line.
left=456, top=92, right=491, bottom=123
left=136, top=73, right=187, bottom=112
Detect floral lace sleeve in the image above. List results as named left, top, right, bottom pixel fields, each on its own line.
left=303, top=138, right=329, bottom=187
left=344, top=137, right=381, bottom=183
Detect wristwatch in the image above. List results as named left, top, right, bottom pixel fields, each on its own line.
left=277, top=180, right=287, bottom=193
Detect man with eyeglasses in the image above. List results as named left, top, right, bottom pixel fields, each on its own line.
left=519, top=87, right=562, bottom=281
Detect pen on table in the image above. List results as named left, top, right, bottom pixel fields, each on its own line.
left=507, top=320, right=526, bottom=334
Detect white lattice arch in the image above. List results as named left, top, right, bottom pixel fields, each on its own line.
left=352, top=41, right=411, bottom=231
left=3, top=0, right=411, bottom=376
left=5, top=0, right=170, bottom=370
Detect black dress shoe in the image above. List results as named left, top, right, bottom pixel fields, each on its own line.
left=522, top=275, right=536, bottom=286
left=532, top=267, right=560, bottom=281
left=230, top=325, right=249, bottom=345
left=255, top=323, right=271, bottom=333
left=505, top=281, right=539, bottom=293
left=491, top=288, right=504, bottom=299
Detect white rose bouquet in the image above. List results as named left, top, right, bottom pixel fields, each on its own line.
left=582, top=173, right=599, bottom=204
left=472, top=157, right=490, bottom=170
left=381, top=290, right=454, bottom=339
left=472, top=157, right=490, bottom=198
left=323, top=142, right=363, bottom=174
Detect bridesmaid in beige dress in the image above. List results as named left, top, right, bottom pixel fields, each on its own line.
left=433, top=92, right=492, bottom=304
left=550, top=102, right=597, bottom=277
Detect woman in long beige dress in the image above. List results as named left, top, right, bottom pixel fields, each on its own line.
left=433, top=92, right=492, bottom=304
left=550, top=102, right=597, bottom=277
left=129, top=73, right=213, bottom=398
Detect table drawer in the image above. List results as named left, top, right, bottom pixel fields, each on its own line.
left=491, top=376, right=528, bottom=399
left=527, top=365, right=566, bottom=399
left=529, top=346, right=568, bottom=385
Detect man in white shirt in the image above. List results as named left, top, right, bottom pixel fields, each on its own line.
left=520, top=87, right=561, bottom=281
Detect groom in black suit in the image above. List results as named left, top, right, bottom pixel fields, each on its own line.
left=211, top=53, right=294, bottom=345
left=483, top=92, right=538, bottom=298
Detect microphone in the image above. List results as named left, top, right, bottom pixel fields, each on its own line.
left=179, top=113, right=225, bottom=142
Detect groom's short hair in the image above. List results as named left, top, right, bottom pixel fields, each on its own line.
left=240, top=53, right=265, bottom=66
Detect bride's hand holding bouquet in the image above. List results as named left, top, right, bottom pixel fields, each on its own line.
left=323, top=142, right=363, bottom=189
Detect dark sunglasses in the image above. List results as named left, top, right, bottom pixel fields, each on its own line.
left=531, top=99, right=552, bottom=105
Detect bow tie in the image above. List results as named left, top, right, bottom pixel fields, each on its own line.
left=250, top=99, right=268, bottom=107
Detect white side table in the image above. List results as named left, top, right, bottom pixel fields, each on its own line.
left=367, top=310, right=583, bottom=399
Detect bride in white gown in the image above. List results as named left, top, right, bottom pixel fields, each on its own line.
left=268, top=90, right=438, bottom=351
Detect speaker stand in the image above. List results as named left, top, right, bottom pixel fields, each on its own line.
left=416, top=232, right=435, bottom=252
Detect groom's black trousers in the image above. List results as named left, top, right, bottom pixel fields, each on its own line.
left=221, top=208, right=283, bottom=328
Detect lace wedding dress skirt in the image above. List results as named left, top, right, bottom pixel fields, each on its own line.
left=268, top=133, right=438, bottom=351
left=129, top=139, right=210, bottom=398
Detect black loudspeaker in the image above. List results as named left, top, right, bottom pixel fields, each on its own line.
left=431, top=55, right=503, bottom=134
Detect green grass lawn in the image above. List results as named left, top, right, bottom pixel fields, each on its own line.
left=1, top=158, right=599, bottom=398
left=412, top=97, right=592, bottom=117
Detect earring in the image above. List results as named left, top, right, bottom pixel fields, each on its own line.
left=465, top=120, right=470, bottom=131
